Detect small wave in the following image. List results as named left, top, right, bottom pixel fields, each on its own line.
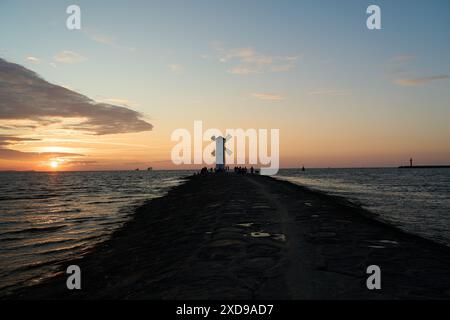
left=9, top=257, right=70, bottom=273
left=86, top=200, right=126, bottom=205
left=68, top=217, right=92, bottom=223
left=0, top=194, right=60, bottom=201
left=4, top=225, right=66, bottom=236
left=0, top=236, right=24, bottom=242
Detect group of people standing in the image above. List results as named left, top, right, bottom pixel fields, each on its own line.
left=234, top=166, right=255, bottom=174
left=198, top=166, right=258, bottom=175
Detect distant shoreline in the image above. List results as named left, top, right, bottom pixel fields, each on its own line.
left=398, top=165, right=450, bottom=169
left=5, top=173, right=450, bottom=299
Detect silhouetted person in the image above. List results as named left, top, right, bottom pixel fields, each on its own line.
left=302, top=166, right=305, bottom=172
left=410, top=158, right=413, bottom=167
left=250, top=166, right=254, bottom=174
left=236, top=166, right=247, bottom=175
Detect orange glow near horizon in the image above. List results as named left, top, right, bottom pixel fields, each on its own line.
left=0, top=122, right=450, bottom=172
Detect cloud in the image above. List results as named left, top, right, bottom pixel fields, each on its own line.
left=95, top=96, right=136, bottom=108
left=88, top=32, right=136, bottom=52
left=0, top=58, right=153, bottom=135
left=26, top=56, right=41, bottom=64
left=169, top=64, right=184, bottom=74
left=0, top=148, right=82, bottom=161
left=54, top=50, right=87, bottom=64
left=394, top=75, right=450, bottom=86
left=387, top=54, right=450, bottom=86
left=228, top=66, right=253, bottom=75
left=0, top=135, right=83, bottom=161
left=0, top=124, right=38, bottom=130
left=308, top=89, right=350, bottom=96
left=214, top=45, right=299, bottom=75
left=0, top=135, right=41, bottom=146
left=62, top=159, right=99, bottom=166
left=252, top=93, right=284, bottom=101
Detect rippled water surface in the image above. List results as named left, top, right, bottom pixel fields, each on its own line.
left=2, top=168, right=450, bottom=294
left=0, top=170, right=191, bottom=293
left=277, top=168, right=450, bottom=246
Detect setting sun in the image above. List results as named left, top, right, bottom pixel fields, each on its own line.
left=50, top=161, right=59, bottom=169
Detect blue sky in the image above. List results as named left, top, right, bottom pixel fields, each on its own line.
left=1, top=0, right=450, bottom=169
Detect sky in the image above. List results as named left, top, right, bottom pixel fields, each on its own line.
left=0, top=0, right=449, bottom=171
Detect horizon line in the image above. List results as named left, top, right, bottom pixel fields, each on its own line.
left=3, top=165, right=450, bottom=173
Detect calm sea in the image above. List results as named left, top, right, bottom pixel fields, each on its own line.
left=1, top=168, right=450, bottom=294
left=277, top=168, right=450, bottom=247
left=0, top=170, right=191, bottom=294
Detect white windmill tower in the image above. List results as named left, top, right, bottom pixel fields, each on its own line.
left=211, top=134, right=232, bottom=171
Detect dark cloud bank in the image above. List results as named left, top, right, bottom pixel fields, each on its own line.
left=0, top=58, right=153, bottom=135
left=0, top=58, right=153, bottom=162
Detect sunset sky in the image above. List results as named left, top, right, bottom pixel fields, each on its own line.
left=1, top=0, right=450, bottom=171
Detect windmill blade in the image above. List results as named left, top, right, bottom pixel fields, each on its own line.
left=225, top=148, right=232, bottom=156
left=211, top=136, right=216, bottom=141
left=225, top=134, right=232, bottom=141
left=211, top=150, right=216, bottom=156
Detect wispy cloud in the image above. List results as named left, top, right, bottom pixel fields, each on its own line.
left=0, top=148, right=83, bottom=161
left=26, top=56, right=40, bottom=64
left=214, top=44, right=300, bottom=75
left=0, top=124, right=38, bottom=130
left=0, top=135, right=41, bottom=146
left=95, top=96, right=137, bottom=108
left=0, top=135, right=83, bottom=161
left=62, top=159, right=99, bottom=166
left=44, top=138, right=154, bottom=149
left=169, top=64, right=184, bottom=74
left=54, top=50, right=87, bottom=64
left=0, top=58, right=153, bottom=135
left=308, top=89, right=350, bottom=96
left=394, top=75, right=450, bottom=86
left=252, top=93, right=284, bottom=101
left=89, top=32, right=136, bottom=52
left=388, top=54, right=450, bottom=86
